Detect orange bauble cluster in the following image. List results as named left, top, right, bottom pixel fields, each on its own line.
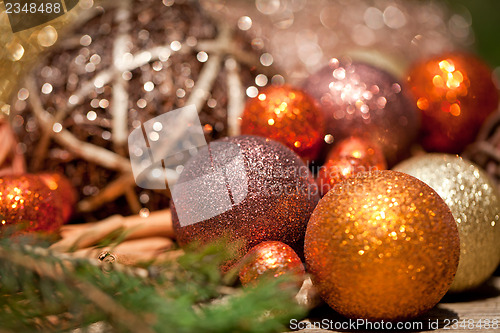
left=240, top=85, right=325, bottom=162
left=407, top=53, right=499, bottom=153
left=0, top=175, right=65, bottom=235
left=305, top=171, right=460, bottom=321
left=239, top=241, right=305, bottom=287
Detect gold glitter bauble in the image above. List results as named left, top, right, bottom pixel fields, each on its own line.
left=394, top=154, right=500, bottom=292
left=304, top=170, right=459, bottom=321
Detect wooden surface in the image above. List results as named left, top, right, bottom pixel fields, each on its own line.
left=290, top=275, right=500, bottom=332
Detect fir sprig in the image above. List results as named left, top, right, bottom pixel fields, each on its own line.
left=0, top=236, right=305, bottom=333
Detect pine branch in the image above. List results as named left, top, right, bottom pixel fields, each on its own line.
left=0, top=237, right=305, bottom=333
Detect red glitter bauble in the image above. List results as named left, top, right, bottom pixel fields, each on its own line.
left=239, top=241, right=305, bottom=287
left=316, top=156, right=371, bottom=197
left=0, top=175, right=64, bottom=235
left=39, top=173, right=77, bottom=223
left=407, top=53, right=499, bottom=153
left=240, top=85, right=325, bottom=162
left=171, top=135, right=319, bottom=261
left=328, top=136, right=387, bottom=171
left=302, top=59, right=419, bottom=165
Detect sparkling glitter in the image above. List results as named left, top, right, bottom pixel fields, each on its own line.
left=53, top=123, right=63, bottom=133
left=87, top=111, right=97, bottom=121
left=238, top=16, right=253, bottom=31
left=394, top=154, right=500, bottom=292
left=41, top=83, right=53, bottom=94
left=139, top=208, right=150, bottom=218
left=170, top=40, right=181, bottom=51
left=137, top=99, right=147, bottom=108
left=246, top=86, right=259, bottom=98
left=38, top=26, right=58, bottom=47
left=260, top=53, right=274, bottom=66
left=255, top=74, right=268, bottom=87
left=176, top=89, right=186, bottom=98
left=196, top=51, right=208, bottom=63
left=102, top=131, right=111, bottom=140
left=144, top=81, right=155, bottom=92
left=99, top=99, right=110, bottom=108
left=17, top=88, right=29, bottom=101
left=305, top=170, right=459, bottom=320
left=80, top=35, right=92, bottom=46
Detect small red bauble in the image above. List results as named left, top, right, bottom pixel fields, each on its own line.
left=239, top=241, right=305, bottom=287
left=407, top=53, right=499, bottom=153
left=39, top=173, right=77, bottom=223
left=317, top=137, right=387, bottom=196
left=316, top=156, right=371, bottom=197
left=0, top=174, right=64, bottom=235
left=240, top=85, right=325, bottom=162
left=328, top=136, right=387, bottom=171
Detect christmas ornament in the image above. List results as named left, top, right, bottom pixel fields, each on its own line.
left=394, top=154, right=500, bottom=292
left=12, top=0, right=264, bottom=219
left=305, top=170, right=459, bottom=320
left=302, top=59, right=419, bottom=165
left=171, top=135, right=319, bottom=260
left=0, top=117, right=26, bottom=177
left=239, top=241, right=304, bottom=287
left=0, top=174, right=64, bottom=234
left=202, top=0, right=473, bottom=80
left=39, top=173, right=77, bottom=223
left=316, top=156, right=371, bottom=197
left=406, top=53, right=499, bottom=153
left=328, top=136, right=387, bottom=171
left=240, top=85, right=324, bottom=161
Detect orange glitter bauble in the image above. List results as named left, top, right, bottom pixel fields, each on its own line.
left=240, top=85, right=325, bottom=161
left=239, top=241, right=305, bottom=287
left=407, top=53, right=499, bottom=153
left=39, top=173, right=77, bottom=223
left=305, top=171, right=460, bottom=321
left=316, top=156, right=371, bottom=197
left=328, top=136, right=387, bottom=171
left=0, top=175, right=64, bottom=235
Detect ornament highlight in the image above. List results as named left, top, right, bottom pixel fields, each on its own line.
left=394, top=154, right=500, bottom=292
left=241, top=85, right=325, bottom=161
left=305, top=170, right=459, bottom=320
left=316, top=156, right=371, bottom=197
left=172, top=135, right=319, bottom=261
left=0, top=174, right=64, bottom=235
left=328, top=136, right=387, bottom=171
left=407, top=53, right=499, bottom=153
left=239, top=241, right=304, bottom=287
left=39, top=173, right=77, bottom=223
left=303, top=59, right=419, bottom=165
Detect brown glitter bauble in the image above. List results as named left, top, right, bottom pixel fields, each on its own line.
left=0, top=174, right=64, bottom=235
left=171, top=135, right=319, bottom=261
left=39, top=173, right=77, bottom=223
left=240, top=85, right=324, bottom=162
left=302, top=59, right=419, bottom=165
left=239, top=241, right=305, bottom=287
left=305, top=170, right=459, bottom=321
left=328, top=136, right=387, bottom=171
left=316, top=156, right=371, bottom=197
left=12, top=0, right=259, bottom=219
left=407, top=53, right=499, bottom=153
